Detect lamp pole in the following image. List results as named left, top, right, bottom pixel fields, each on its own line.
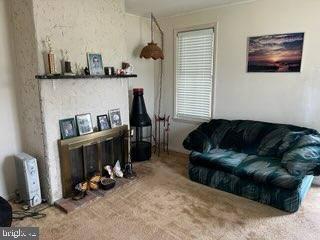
left=150, top=13, right=164, bottom=116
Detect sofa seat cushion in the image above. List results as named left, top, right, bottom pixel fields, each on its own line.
left=190, top=149, right=248, bottom=174
left=189, top=163, right=314, bottom=213
left=234, top=155, right=303, bottom=189
left=190, top=150, right=303, bottom=190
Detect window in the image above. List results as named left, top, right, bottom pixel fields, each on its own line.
left=175, top=27, right=215, bottom=120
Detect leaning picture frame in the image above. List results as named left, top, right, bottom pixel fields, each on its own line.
left=59, top=118, right=77, bottom=139
left=75, top=113, right=94, bottom=136
left=87, top=53, right=104, bottom=75
left=97, top=114, right=111, bottom=131
left=109, top=108, right=122, bottom=128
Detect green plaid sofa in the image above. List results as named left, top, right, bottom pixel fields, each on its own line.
left=183, top=119, right=320, bottom=212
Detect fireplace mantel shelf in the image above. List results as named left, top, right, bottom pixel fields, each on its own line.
left=35, top=74, right=137, bottom=80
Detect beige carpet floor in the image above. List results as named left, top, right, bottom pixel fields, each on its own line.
left=13, top=153, right=320, bottom=240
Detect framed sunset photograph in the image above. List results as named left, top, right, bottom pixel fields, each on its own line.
left=247, top=32, right=304, bottom=72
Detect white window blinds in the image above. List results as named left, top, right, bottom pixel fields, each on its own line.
left=175, top=28, right=214, bottom=120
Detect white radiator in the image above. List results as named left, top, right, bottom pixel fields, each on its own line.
left=15, top=153, right=42, bottom=207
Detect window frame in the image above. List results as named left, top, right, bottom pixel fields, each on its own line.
left=173, top=23, right=218, bottom=123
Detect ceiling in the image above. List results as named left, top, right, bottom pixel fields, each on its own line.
left=125, top=0, right=254, bottom=17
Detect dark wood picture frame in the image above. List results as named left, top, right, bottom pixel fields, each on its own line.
left=59, top=118, right=77, bottom=139
left=97, top=114, right=111, bottom=131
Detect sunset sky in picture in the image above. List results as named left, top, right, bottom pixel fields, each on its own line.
left=248, top=33, right=304, bottom=65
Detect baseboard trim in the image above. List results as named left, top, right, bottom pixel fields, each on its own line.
left=1, top=192, right=16, bottom=201
left=151, top=149, right=189, bottom=158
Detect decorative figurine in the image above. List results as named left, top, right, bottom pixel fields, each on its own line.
left=116, top=68, right=125, bottom=75
left=46, top=36, right=56, bottom=75
left=104, top=165, right=115, bottom=179
left=74, top=63, right=82, bottom=75
left=103, top=162, right=123, bottom=179
left=113, top=160, right=123, bottom=178
left=122, top=62, right=134, bottom=75
left=84, top=67, right=90, bottom=75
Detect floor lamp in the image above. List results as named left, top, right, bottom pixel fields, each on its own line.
left=140, top=13, right=170, bottom=156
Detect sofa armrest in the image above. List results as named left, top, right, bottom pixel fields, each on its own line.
left=183, top=129, right=212, bottom=153
left=282, top=146, right=320, bottom=177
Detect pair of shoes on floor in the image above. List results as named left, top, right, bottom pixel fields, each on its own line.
left=73, top=182, right=89, bottom=200
left=104, top=160, right=123, bottom=179
left=89, top=175, right=101, bottom=190
left=72, top=174, right=102, bottom=200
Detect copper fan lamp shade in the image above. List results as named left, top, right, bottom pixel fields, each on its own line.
left=140, top=42, right=164, bottom=60
left=140, top=13, right=164, bottom=60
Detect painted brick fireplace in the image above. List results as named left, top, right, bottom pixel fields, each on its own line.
left=10, top=0, right=132, bottom=203
left=58, top=124, right=129, bottom=198
left=38, top=78, right=130, bottom=202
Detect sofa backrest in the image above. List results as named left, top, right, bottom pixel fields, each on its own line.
left=198, top=119, right=318, bottom=157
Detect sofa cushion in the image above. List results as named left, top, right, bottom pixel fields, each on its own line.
left=183, top=119, right=231, bottom=153
left=282, top=135, right=320, bottom=177
left=257, top=127, right=291, bottom=157
left=217, top=121, right=315, bottom=157
left=217, top=120, right=267, bottom=155
left=189, top=163, right=314, bottom=213
left=183, top=119, right=317, bottom=156
left=234, top=155, right=303, bottom=189
left=190, top=149, right=247, bottom=173
left=190, top=150, right=303, bottom=190
left=183, top=129, right=212, bottom=153
left=278, top=131, right=307, bottom=155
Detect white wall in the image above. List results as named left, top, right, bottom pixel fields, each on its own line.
left=0, top=0, right=21, bottom=199
left=10, top=0, right=48, bottom=199
left=33, top=0, right=127, bottom=74
left=125, top=14, right=155, bottom=117
left=159, top=0, right=320, bottom=152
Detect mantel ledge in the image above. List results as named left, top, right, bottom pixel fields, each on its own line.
left=35, top=74, right=137, bottom=80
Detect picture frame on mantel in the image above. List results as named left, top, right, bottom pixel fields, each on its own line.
left=87, top=53, right=104, bottom=75
left=76, top=113, right=94, bottom=136
left=109, top=109, right=122, bottom=128
left=59, top=118, right=77, bottom=140
left=97, top=114, right=111, bottom=131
